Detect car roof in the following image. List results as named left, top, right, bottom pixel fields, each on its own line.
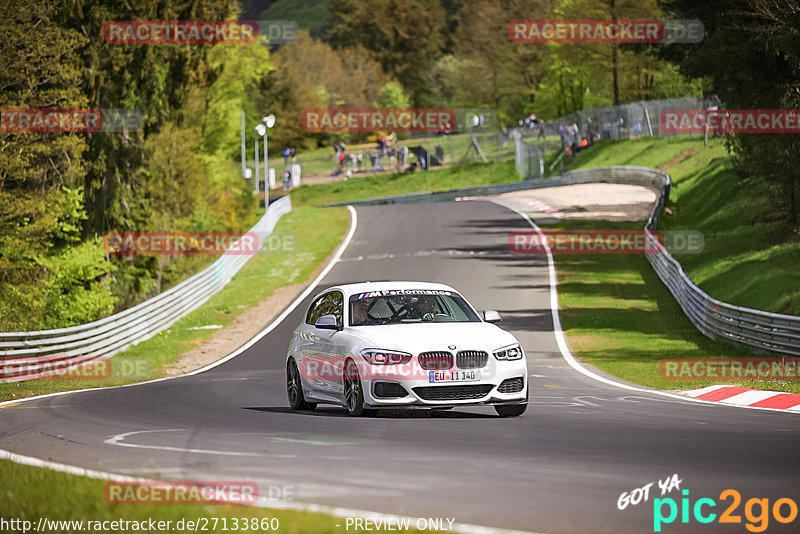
left=322, top=281, right=460, bottom=296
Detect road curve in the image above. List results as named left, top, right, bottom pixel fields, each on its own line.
left=1, top=201, right=798, bottom=533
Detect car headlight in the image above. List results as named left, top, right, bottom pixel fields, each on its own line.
left=493, top=344, right=523, bottom=361
left=360, top=349, right=412, bottom=365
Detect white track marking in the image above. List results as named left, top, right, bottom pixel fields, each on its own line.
left=483, top=198, right=797, bottom=415
left=105, top=429, right=267, bottom=457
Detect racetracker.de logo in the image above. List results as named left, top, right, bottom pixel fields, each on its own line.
left=660, top=358, right=800, bottom=381
left=509, top=19, right=703, bottom=44
left=300, top=108, right=457, bottom=133
left=1, top=108, right=143, bottom=133
left=104, top=481, right=258, bottom=505
left=660, top=109, right=800, bottom=134
left=103, top=21, right=258, bottom=44
left=510, top=230, right=662, bottom=255
left=103, top=231, right=259, bottom=256
left=1, top=358, right=152, bottom=382
left=509, top=230, right=704, bottom=255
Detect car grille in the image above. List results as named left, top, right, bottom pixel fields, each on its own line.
left=413, top=384, right=493, bottom=401
left=373, top=382, right=408, bottom=398
left=456, top=350, right=488, bottom=369
left=418, top=351, right=453, bottom=370
left=498, top=377, right=524, bottom=393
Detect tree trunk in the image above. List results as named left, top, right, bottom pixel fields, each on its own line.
left=611, top=0, right=620, bottom=105
left=791, top=169, right=798, bottom=225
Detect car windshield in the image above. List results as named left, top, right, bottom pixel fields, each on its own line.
left=349, top=290, right=481, bottom=326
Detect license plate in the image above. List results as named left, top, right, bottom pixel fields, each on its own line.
left=428, top=370, right=480, bottom=383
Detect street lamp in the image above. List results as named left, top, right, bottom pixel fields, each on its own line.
left=261, top=114, right=276, bottom=208
left=254, top=124, right=262, bottom=195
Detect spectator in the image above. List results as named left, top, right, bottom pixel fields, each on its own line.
left=435, top=145, right=444, bottom=163
left=282, top=147, right=291, bottom=166
left=282, top=169, right=291, bottom=190
left=371, top=149, right=381, bottom=173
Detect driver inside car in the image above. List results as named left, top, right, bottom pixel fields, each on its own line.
left=420, top=297, right=440, bottom=322
left=351, top=299, right=370, bottom=325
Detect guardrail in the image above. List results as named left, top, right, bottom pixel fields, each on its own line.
left=325, top=166, right=800, bottom=357
left=0, top=196, right=293, bottom=382
left=321, top=165, right=669, bottom=208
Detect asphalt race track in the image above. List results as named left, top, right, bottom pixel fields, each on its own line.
left=1, top=201, right=798, bottom=533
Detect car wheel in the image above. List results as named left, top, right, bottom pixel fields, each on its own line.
left=287, top=358, right=316, bottom=411
left=343, top=359, right=376, bottom=417
left=494, top=403, right=527, bottom=417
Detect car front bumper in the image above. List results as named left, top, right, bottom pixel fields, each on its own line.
left=361, top=359, right=528, bottom=407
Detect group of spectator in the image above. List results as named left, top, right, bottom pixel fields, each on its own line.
left=332, top=133, right=422, bottom=179
left=560, top=122, right=590, bottom=155
left=522, top=113, right=547, bottom=139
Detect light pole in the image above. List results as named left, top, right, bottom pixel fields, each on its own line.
left=258, top=114, right=276, bottom=209
left=253, top=126, right=260, bottom=195
left=240, top=111, right=246, bottom=179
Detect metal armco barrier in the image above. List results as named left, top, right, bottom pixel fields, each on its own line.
left=325, top=166, right=800, bottom=357
left=0, top=196, right=292, bottom=382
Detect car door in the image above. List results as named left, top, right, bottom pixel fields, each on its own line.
left=304, top=291, right=346, bottom=396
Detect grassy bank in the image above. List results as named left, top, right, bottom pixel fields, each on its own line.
left=0, top=206, right=350, bottom=402
left=557, top=136, right=800, bottom=393
left=291, top=160, right=520, bottom=206
left=570, top=136, right=800, bottom=314
left=0, top=460, right=384, bottom=534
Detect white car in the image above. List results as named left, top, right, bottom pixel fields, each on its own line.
left=285, top=282, right=528, bottom=417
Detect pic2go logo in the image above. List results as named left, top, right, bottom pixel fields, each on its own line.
left=653, top=489, right=799, bottom=532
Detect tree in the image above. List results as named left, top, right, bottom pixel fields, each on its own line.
left=662, top=0, right=800, bottom=228
left=327, top=0, right=446, bottom=105
left=375, top=81, right=410, bottom=109
left=451, top=0, right=549, bottom=124
left=552, top=0, right=662, bottom=106
left=259, top=30, right=387, bottom=148
left=0, top=0, right=115, bottom=330
left=54, top=0, right=233, bottom=237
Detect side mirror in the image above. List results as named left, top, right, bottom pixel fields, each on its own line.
left=315, top=314, right=341, bottom=330
left=483, top=310, right=502, bottom=323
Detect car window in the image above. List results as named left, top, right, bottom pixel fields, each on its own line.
left=349, top=290, right=481, bottom=326
left=306, top=291, right=343, bottom=326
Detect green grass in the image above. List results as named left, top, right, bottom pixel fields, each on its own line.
left=0, top=460, right=402, bottom=534
left=554, top=136, right=800, bottom=393
left=552, top=220, right=794, bottom=392
left=0, top=206, right=350, bottom=402
left=291, top=160, right=521, bottom=207
left=570, top=135, right=703, bottom=170
left=571, top=135, right=800, bottom=314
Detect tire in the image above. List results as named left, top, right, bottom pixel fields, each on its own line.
left=494, top=403, right=527, bottom=417
left=287, top=358, right=316, bottom=411
left=343, top=359, right=376, bottom=417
